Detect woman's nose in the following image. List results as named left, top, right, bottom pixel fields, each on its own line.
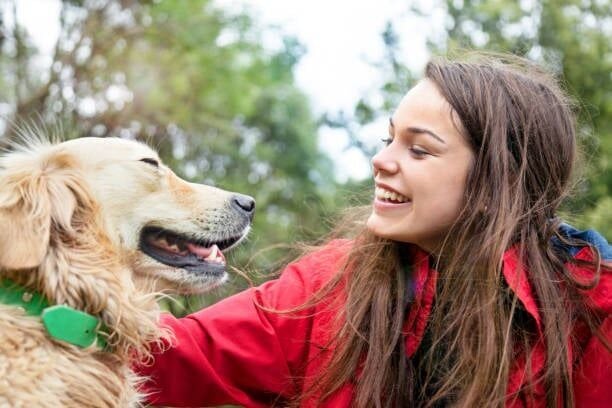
left=371, top=148, right=399, bottom=175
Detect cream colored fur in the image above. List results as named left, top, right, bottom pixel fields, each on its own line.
left=0, top=136, right=250, bottom=407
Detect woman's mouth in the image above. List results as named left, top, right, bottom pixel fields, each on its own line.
left=374, top=186, right=409, bottom=203
left=373, top=186, right=412, bottom=212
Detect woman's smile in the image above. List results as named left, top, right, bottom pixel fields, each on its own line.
left=373, top=184, right=412, bottom=212
left=366, top=79, right=474, bottom=252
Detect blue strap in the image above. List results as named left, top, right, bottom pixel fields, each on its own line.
left=554, top=223, right=612, bottom=260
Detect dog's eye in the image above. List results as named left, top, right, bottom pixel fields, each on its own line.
left=140, top=158, right=159, bottom=167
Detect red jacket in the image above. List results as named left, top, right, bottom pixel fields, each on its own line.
left=139, top=228, right=612, bottom=407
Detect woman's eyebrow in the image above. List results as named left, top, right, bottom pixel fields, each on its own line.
left=389, top=117, right=446, bottom=144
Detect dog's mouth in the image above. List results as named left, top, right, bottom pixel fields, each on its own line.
left=139, top=227, right=243, bottom=274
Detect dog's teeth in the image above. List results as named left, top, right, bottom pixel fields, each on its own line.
left=205, top=245, right=218, bottom=260
left=202, top=245, right=226, bottom=264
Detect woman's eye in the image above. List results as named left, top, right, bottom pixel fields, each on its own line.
left=381, top=137, right=393, bottom=146
left=409, top=147, right=430, bottom=158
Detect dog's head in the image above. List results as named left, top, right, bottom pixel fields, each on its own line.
left=0, top=136, right=253, bottom=295
left=0, top=136, right=253, bottom=356
left=62, top=137, right=254, bottom=294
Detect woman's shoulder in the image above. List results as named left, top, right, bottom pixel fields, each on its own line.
left=295, top=238, right=354, bottom=267
left=279, top=239, right=353, bottom=286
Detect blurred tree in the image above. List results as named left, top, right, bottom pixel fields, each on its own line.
left=347, top=0, right=611, bottom=237
left=323, top=21, right=418, bottom=161
left=0, top=0, right=338, bottom=313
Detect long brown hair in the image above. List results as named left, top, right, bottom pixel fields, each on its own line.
left=295, top=54, right=609, bottom=407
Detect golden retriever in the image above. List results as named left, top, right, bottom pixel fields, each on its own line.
left=0, top=136, right=254, bottom=407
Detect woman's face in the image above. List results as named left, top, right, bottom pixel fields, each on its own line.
left=366, top=79, right=474, bottom=253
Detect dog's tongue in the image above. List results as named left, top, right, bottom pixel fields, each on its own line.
left=186, top=243, right=224, bottom=262
left=186, top=242, right=213, bottom=258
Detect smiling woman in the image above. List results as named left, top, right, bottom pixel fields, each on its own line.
left=368, top=80, right=474, bottom=253
left=136, top=54, right=611, bottom=408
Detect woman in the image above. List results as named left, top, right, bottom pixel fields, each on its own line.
left=138, top=55, right=611, bottom=407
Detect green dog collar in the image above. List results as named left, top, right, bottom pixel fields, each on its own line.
left=0, top=278, right=107, bottom=349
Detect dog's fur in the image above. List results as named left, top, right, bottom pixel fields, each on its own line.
left=0, top=136, right=252, bottom=407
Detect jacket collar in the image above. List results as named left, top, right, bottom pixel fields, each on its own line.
left=501, top=247, right=543, bottom=333
left=403, top=246, right=545, bottom=343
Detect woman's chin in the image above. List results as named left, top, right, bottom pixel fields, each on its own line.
left=366, top=214, right=402, bottom=240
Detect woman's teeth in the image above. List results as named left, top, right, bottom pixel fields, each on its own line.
left=375, top=187, right=409, bottom=203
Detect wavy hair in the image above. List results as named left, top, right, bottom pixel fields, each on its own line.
left=294, top=54, right=609, bottom=407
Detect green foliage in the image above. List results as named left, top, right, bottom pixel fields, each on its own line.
left=1, top=0, right=608, bottom=317
left=578, top=197, right=612, bottom=236
left=356, top=0, right=611, bottom=238
left=0, top=0, right=339, bottom=313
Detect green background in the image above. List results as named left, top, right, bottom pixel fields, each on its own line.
left=1, top=0, right=609, bottom=314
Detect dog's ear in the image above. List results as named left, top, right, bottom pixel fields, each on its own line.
left=0, top=148, right=89, bottom=270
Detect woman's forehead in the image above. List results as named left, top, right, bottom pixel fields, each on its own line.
left=392, top=80, right=461, bottom=142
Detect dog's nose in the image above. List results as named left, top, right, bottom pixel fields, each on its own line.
left=231, top=194, right=255, bottom=218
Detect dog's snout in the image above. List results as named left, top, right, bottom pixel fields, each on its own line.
left=231, top=194, right=255, bottom=218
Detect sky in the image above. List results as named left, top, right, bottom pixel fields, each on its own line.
left=11, top=0, right=442, bottom=181
left=217, top=0, right=441, bottom=181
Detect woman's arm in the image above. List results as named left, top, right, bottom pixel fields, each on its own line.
left=136, top=240, right=349, bottom=407
left=139, top=287, right=298, bottom=407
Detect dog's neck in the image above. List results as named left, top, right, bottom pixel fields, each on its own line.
left=0, top=277, right=108, bottom=348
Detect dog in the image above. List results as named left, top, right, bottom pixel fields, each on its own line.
left=0, top=136, right=254, bottom=407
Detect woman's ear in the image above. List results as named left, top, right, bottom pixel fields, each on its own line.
left=0, top=148, right=81, bottom=270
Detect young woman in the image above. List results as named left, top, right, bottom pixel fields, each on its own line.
left=137, top=55, right=611, bottom=407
